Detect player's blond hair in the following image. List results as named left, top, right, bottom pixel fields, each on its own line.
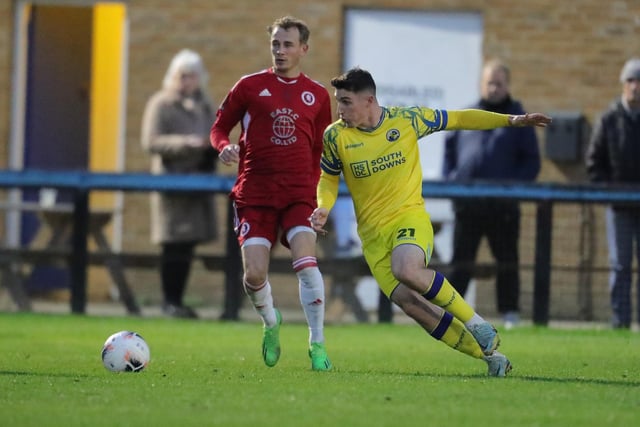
left=268, top=16, right=310, bottom=44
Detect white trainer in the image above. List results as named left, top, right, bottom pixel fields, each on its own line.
left=484, top=351, right=512, bottom=377
left=469, top=322, right=500, bottom=355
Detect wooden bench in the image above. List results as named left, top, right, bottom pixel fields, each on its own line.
left=0, top=245, right=378, bottom=315
left=0, top=242, right=502, bottom=317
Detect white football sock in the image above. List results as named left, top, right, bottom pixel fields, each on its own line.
left=244, top=279, right=277, bottom=327
left=295, top=260, right=325, bottom=344
left=464, top=313, right=486, bottom=330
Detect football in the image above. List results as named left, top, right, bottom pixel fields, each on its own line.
left=101, top=331, right=150, bottom=372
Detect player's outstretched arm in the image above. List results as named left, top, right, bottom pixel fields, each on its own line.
left=508, top=113, right=552, bottom=127
left=447, top=109, right=551, bottom=131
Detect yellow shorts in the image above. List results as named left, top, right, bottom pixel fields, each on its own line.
left=361, top=208, right=434, bottom=297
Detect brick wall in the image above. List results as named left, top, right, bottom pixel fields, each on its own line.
left=1, top=0, right=639, bottom=320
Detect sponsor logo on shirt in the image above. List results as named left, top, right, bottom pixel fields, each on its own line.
left=345, top=142, right=364, bottom=149
left=270, top=108, right=298, bottom=145
left=349, top=150, right=406, bottom=178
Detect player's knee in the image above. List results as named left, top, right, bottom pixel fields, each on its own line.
left=391, top=264, right=418, bottom=287
left=243, top=263, right=268, bottom=287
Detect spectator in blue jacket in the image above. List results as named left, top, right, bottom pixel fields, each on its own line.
left=443, top=59, right=541, bottom=329
left=586, top=58, right=640, bottom=329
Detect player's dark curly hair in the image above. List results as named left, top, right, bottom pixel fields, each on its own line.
left=268, top=16, right=310, bottom=44
left=330, top=67, right=377, bottom=95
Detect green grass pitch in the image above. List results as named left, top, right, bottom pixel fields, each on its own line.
left=1, top=312, right=638, bottom=427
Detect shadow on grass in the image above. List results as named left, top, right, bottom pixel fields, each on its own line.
left=515, top=375, right=640, bottom=387
left=3, top=367, right=637, bottom=388
left=0, top=370, right=92, bottom=379
left=337, top=368, right=640, bottom=387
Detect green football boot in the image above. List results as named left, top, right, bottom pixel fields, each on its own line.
left=262, top=309, right=282, bottom=367
left=308, top=342, right=332, bottom=371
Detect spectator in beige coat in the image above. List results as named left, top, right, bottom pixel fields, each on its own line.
left=141, top=49, right=218, bottom=318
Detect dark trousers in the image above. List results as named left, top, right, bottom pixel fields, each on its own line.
left=161, top=241, right=196, bottom=306
left=605, top=207, right=640, bottom=327
left=324, top=262, right=370, bottom=323
left=448, top=201, right=521, bottom=314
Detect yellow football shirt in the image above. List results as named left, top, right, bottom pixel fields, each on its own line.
left=318, top=106, right=510, bottom=238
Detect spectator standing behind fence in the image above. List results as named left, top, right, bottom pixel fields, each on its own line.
left=443, top=59, right=541, bottom=330
left=141, top=49, right=218, bottom=319
left=210, top=16, right=333, bottom=371
left=586, top=58, right=640, bottom=330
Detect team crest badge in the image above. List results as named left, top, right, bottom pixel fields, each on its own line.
left=239, top=222, right=250, bottom=237
left=301, top=91, right=315, bottom=106
left=386, top=128, right=400, bottom=142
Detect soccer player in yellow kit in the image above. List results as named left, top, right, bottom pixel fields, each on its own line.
left=310, top=67, right=551, bottom=376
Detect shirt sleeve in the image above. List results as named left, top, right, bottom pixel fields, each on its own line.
left=209, top=82, right=245, bottom=151
left=317, top=125, right=341, bottom=210
left=312, top=95, right=333, bottom=184
left=585, top=114, right=611, bottom=182
left=141, top=93, right=196, bottom=157
left=446, top=109, right=510, bottom=130
left=317, top=170, right=340, bottom=211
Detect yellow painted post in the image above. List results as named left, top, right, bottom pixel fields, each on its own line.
left=88, top=3, right=126, bottom=299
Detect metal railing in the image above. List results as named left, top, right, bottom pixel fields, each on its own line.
left=2, top=169, right=639, bottom=324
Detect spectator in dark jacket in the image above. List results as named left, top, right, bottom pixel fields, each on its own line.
left=586, top=57, right=640, bottom=329
left=443, top=59, right=541, bottom=329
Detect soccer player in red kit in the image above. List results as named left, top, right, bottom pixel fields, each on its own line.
left=210, top=16, right=333, bottom=371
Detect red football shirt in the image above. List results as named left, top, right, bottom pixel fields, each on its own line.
left=210, top=68, right=332, bottom=208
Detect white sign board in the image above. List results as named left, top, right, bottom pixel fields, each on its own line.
left=343, top=9, right=483, bottom=183
left=343, top=9, right=483, bottom=262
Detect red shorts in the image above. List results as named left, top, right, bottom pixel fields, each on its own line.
left=234, top=202, right=314, bottom=248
